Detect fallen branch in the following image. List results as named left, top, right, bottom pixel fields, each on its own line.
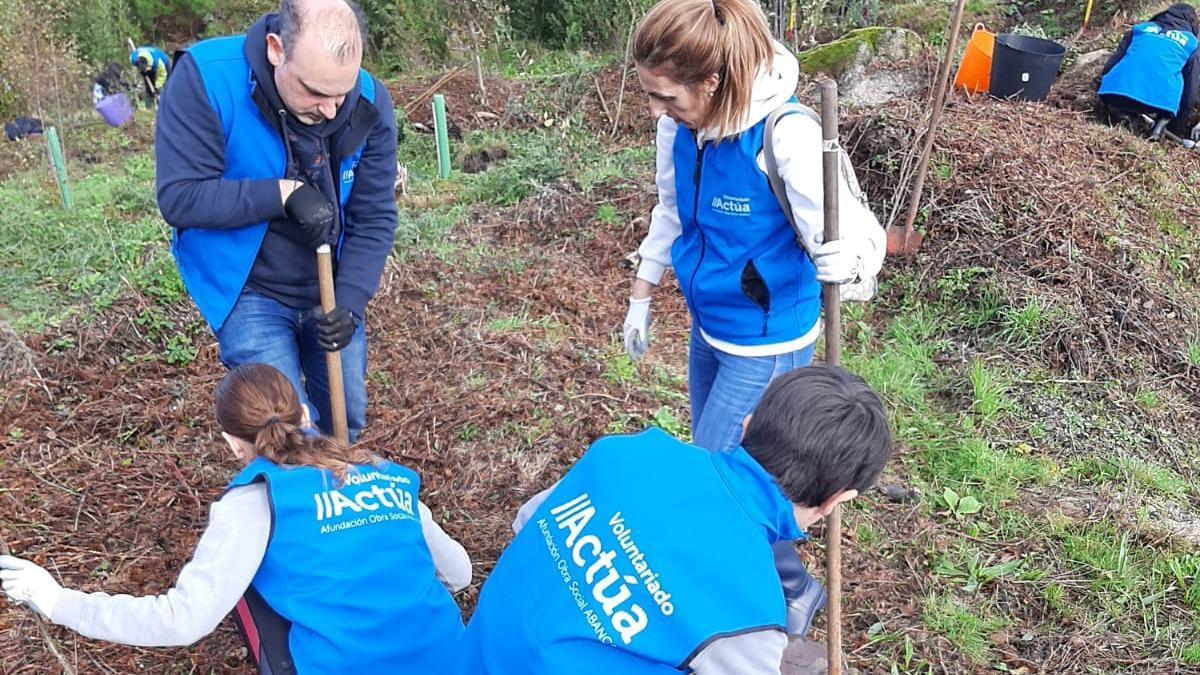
left=403, top=68, right=465, bottom=118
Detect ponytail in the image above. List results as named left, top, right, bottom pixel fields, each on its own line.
left=216, top=364, right=376, bottom=481
left=633, top=0, right=774, bottom=139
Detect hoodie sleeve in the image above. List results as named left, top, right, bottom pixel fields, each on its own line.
left=769, top=113, right=885, bottom=279
left=635, top=115, right=682, bottom=285
left=1101, top=31, right=1133, bottom=78
left=1171, top=48, right=1200, bottom=135
left=155, top=53, right=288, bottom=231
left=335, top=78, right=399, bottom=319
left=418, top=501, right=472, bottom=593
left=49, top=485, right=270, bottom=646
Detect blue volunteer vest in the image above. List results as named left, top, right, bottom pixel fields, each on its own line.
left=228, top=458, right=464, bottom=674
left=130, top=46, right=169, bottom=72
left=1099, top=22, right=1199, bottom=114
left=454, top=428, right=797, bottom=674
left=671, top=116, right=820, bottom=346
left=174, top=35, right=372, bottom=330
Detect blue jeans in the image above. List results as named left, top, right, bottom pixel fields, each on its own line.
left=687, top=324, right=820, bottom=634
left=215, top=290, right=368, bottom=441
left=688, top=324, right=815, bottom=452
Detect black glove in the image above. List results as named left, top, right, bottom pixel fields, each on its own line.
left=282, top=183, right=335, bottom=250
left=317, top=307, right=357, bottom=352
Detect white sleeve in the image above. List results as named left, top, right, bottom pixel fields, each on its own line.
left=689, top=629, right=787, bottom=674
left=771, top=113, right=885, bottom=278
left=418, top=501, right=472, bottom=593
left=635, top=115, right=682, bottom=285
left=49, top=484, right=271, bottom=647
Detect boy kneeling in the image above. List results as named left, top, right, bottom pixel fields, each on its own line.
left=454, top=365, right=892, bottom=674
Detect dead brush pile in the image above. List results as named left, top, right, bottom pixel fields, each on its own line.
left=846, top=97, right=1200, bottom=397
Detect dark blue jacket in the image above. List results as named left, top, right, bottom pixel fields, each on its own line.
left=155, top=14, right=397, bottom=330
left=454, top=428, right=797, bottom=673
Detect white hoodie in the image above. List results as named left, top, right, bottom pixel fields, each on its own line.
left=636, top=41, right=886, bottom=357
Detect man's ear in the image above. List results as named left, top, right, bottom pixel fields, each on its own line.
left=266, top=33, right=285, bottom=68
left=818, top=489, right=859, bottom=517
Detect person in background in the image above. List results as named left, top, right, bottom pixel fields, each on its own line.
left=0, top=363, right=470, bottom=675
left=453, top=366, right=893, bottom=674
left=1098, top=3, right=1200, bottom=141
left=155, top=0, right=398, bottom=442
left=618, top=0, right=885, bottom=642
left=129, top=44, right=171, bottom=104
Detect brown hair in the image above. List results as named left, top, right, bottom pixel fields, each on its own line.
left=633, top=0, right=774, bottom=139
left=215, top=364, right=374, bottom=480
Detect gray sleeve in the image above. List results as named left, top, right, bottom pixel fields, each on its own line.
left=419, top=501, right=472, bottom=593
left=512, top=481, right=560, bottom=534
left=689, top=629, right=787, bottom=675
left=49, top=484, right=271, bottom=647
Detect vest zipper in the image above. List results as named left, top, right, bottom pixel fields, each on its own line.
left=688, top=140, right=708, bottom=328
left=277, top=110, right=295, bottom=176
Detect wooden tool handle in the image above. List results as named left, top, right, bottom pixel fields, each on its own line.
left=316, top=245, right=349, bottom=445
left=819, top=78, right=845, bottom=675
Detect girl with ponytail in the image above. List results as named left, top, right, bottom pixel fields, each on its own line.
left=619, top=0, right=885, bottom=657
left=1, top=363, right=471, bottom=674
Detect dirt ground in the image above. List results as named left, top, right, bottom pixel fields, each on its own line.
left=2, top=51, right=1200, bottom=673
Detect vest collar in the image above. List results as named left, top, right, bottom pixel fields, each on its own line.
left=712, top=446, right=804, bottom=543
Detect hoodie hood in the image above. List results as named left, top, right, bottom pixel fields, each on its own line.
left=699, top=40, right=799, bottom=141
left=1152, top=3, right=1199, bottom=33
left=243, top=13, right=362, bottom=138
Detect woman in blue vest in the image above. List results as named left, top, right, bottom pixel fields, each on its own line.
left=619, top=0, right=884, bottom=638
left=1098, top=3, right=1200, bottom=141
left=0, top=364, right=470, bottom=674
left=621, top=0, right=884, bottom=454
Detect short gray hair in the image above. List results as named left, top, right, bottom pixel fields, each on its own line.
left=279, top=0, right=368, bottom=62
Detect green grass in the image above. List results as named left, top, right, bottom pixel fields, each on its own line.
left=844, top=268, right=1200, bottom=668
left=0, top=150, right=181, bottom=332
left=1069, top=456, right=1191, bottom=499
left=922, top=593, right=1009, bottom=663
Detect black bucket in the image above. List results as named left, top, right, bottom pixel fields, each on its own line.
left=988, top=34, right=1066, bottom=102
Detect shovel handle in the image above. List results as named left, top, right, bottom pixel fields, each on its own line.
left=819, top=78, right=844, bottom=675
left=317, top=245, right=349, bottom=445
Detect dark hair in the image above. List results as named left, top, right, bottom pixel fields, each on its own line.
left=278, top=0, right=368, bottom=60
left=1150, top=3, right=1200, bottom=35
left=633, top=0, right=774, bottom=140
left=742, top=366, right=892, bottom=507
left=215, top=364, right=374, bottom=480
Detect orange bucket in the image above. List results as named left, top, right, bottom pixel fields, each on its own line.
left=954, top=23, right=995, bottom=94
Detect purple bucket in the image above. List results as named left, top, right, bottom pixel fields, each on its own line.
left=95, top=94, right=133, bottom=127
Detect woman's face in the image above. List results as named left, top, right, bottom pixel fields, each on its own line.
left=636, top=64, right=718, bottom=129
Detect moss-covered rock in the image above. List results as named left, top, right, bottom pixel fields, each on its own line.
left=796, top=27, right=925, bottom=79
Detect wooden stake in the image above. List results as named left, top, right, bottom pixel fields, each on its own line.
left=890, top=0, right=967, bottom=255
left=819, top=78, right=844, bottom=675
left=316, top=245, right=349, bottom=444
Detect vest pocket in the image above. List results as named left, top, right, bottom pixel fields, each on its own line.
left=740, top=259, right=771, bottom=337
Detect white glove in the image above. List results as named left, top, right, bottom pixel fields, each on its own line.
left=1191, top=122, right=1200, bottom=142
left=622, top=297, right=651, bottom=361
left=812, top=239, right=862, bottom=285
left=0, top=555, right=63, bottom=620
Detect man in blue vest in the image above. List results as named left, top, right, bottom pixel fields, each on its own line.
left=455, top=365, right=893, bottom=674
left=155, top=0, right=397, bottom=441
